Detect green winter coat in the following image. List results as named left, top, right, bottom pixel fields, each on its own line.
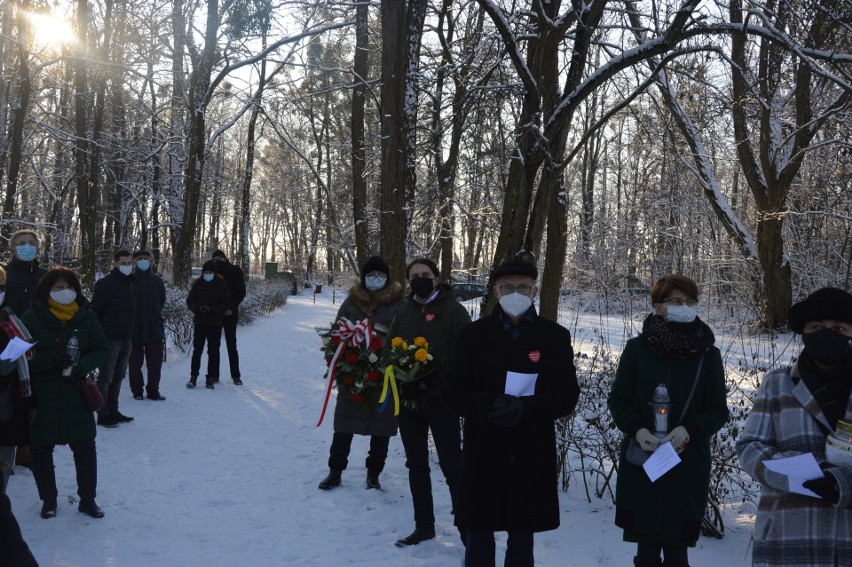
left=607, top=335, right=729, bottom=546
left=22, top=300, right=108, bottom=446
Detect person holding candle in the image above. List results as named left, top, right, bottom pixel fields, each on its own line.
left=607, top=274, right=729, bottom=567
left=737, top=287, right=852, bottom=567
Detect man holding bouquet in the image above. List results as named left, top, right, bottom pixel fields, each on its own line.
left=443, top=257, right=580, bottom=567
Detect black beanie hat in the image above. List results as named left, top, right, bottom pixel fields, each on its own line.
left=211, top=249, right=227, bottom=259
left=202, top=260, right=218, bottom=274
left=492, top=259, right=538, bottom=281
left=361, top=256, right=390, bottom=286
left=132, top=250, right=151, bottom=259
left=788, top=287, right=852, bottom=334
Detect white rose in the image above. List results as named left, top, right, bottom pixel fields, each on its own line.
left=368, top=353, right=379, bottom=363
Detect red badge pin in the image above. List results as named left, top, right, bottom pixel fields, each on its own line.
left=528, top=350, right=541, bottom=363
left=425, top=313, right=435, bottom=322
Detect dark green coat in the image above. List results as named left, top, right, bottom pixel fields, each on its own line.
left=22, top=300, right=108, bottom=446
left=607, top=335, right=729, bottom=546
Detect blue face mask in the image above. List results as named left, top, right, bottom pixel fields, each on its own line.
left=203, top=273, right=214, bottom=282
left=136, top=259, right=150, bottom=271
left=15, top=243, right=37, bottom=262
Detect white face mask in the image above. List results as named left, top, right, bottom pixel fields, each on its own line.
left=118, top=265, right=133, bottom=276
left=666, top=304, right=697, bottom=323
left=50, top=288, right=77, bottom=306
left=364, top=275, right=387, bottom=291
left=499, top=292, right=532, bottom=318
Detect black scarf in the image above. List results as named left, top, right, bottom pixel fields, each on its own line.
left=797, top=352, right=852, bottom=430
left=641, top=313, right=715, bottom=359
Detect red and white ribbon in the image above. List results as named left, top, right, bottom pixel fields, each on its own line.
left=316, top=318, right=374, bottom=427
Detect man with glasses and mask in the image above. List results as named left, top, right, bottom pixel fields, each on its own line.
left=443, top=257, right=580, bottom=567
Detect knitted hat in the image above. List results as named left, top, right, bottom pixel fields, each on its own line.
left=211, top=250, right=227, bottom=259
left=361, top=256, right=390, bottom=286
left=132, top=250, right=151, bottom=259
left=788, top=287, right=852, bottom=334
left=492, top=259, right=538, bottom=281
left=202, top=260, right=218, bottom=273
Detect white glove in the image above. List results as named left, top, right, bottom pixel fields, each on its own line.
left=662, top=425, right=690, bottom=453
left=635, top=428, right=660, bottom=451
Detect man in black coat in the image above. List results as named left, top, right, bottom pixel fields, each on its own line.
left=128, top=251, right=167, bottom=401
left=442, top=259, right=580, bottom=567
left=210, top=250, right=246, bottom=385
left=91, top=250, right=136, bottom=427
left=4, top=230, right=47, bottom=318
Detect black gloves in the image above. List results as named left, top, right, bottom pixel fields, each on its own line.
left=488, top=394, right=523, bottom=428
left=53, top=351, right=74, bottom=370
left=198, top=305, right=211, bottom=313
left=803, top=473, right=840, bottom=504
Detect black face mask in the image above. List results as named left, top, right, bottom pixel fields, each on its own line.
left=802, top=328, right=852, bottom=366
left=410, top=276, right=435, bottom=299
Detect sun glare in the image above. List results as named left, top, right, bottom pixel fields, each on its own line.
left=25, top=11, right=77, bottom=48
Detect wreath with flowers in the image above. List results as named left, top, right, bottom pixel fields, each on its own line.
left=316, top=318, right=386, bottom=425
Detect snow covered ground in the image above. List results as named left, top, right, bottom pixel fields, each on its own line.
left=7, top=291, right=757, bottom=566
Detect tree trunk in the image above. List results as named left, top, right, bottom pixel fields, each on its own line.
left=350, top=0, right=369, bottom=269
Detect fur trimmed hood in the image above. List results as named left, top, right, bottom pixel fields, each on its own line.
left=346, top=281, right=405, bottom=315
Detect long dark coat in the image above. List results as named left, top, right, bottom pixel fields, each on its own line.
left=21, top=300, right=108, bottom=446
left=90, top=268, right=135, bottom=341
left=0, top=309, right=30, bottom=447
left=332, top=282, right=404, bottom=437
left=3, top=258, right=46, bottom=317
left=442, top=306, right=580, bottom=532
left=607, top=335, right=729, bottom=546
left=214, top=261, right=246, bottom=315
left=131, top=269, right=166, bottom=342
left=186, top=276, right=231, bottom=326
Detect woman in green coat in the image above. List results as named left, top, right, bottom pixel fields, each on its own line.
left=607, top=274, right=729, bottom=567
left=21, top=267, right=108, bottom=520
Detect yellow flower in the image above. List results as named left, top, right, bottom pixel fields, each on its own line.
left=414, top=348, right=428, bottom=362
left=414, top=336, right=428, bottom=348
left=401, top=341, right=408, bottom=351
left=391, top=337, right=404, bottom=348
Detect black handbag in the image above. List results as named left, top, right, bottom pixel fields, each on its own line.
left=624, top=354, right=704, bottom=467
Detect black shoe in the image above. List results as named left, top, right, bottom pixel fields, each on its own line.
left=318, top=469, right=342, bottom=490
left=233, top=378, right=243, bottom=385
left=147, top=392, right=166, bottom=401
left=205, top=382, right=215, bottom=390
left=186, top=380, right=197, bottom=389
left=40, top=500, right=57, bottom=519
left=366, top=471, right=381, bottom=490
left=132, top=393, right=144, bottom=401
left=395, top=527, right=435, bottom=547
left=78, top=499, right=104, bottom=518
left=115, top=412, right=134, bottom=423
left=97, top=415, right=119, bottom=428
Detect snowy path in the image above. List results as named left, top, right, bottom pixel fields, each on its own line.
left=7, top=292, right=755, bottom=566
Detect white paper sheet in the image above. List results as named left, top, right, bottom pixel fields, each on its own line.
left=762, top=453, right=824, bottom=498
left=504, top=371, right=538, bottom=396
left=0, top=336, right=35, bottom=361
left=642, top=442, right=682, bottom=482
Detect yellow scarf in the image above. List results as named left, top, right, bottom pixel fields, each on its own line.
left=48, top=298, right=79, bottom=324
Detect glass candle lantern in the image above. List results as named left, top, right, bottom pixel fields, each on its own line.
left=650, top=384, right=671, bottom=435
left=826, top=420, right=852, bottom=467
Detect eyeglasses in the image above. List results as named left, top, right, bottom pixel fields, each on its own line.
left=498, top=284, right=533, bottom=296
left=662, top=298, right=697, bottom=307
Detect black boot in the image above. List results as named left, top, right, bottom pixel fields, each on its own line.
left=40, top=499, right=57, bottom=519
left=395, top=527, right=435, bottom=547
left=366, top=471, right=381, bottom=490
left=318, top=469, right=342, bottom=490
left=78, top=499, right=104, bottom=518
left=186, top=376, right=197, bottom=389
left=634, top=557, right=663, bottom=567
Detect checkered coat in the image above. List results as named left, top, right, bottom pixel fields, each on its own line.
left=736, top=363, right=852, bottom=566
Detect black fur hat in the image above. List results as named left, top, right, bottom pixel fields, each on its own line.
left=361, top=256, right=390, bottom=286
left=788, top=287, right=852, bottom=334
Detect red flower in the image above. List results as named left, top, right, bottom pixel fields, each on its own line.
left=370, top=336, right=383, bottom=351
left=344, top=351, right=360, bottom=364
left=351, top=393, right=365, bottom=403
left=367, top=370, right=382, bottom=382
left=331, top=336, right=341, bottom=346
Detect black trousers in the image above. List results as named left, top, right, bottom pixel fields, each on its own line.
left=190, top=324, right=222, bottom=381
left=30, top=439, right=97, bottom=503
left=635, top=542, right=689, bottom=567
left=223, top=313, right=241, bottom=380
left=466, top=530, right=534, bottom=567
left=327, top=431, right=390, bottom=473
left=397, top=397, right=462, bottom=529
left=129, top=341, right=165, bottom=396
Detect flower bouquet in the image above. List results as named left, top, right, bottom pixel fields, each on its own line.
left=315, top=318, right=385, bottom=426
left=377, top=336, right=433, bottom=413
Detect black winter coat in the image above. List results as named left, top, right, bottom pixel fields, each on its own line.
left=186, top=276, right=231, bottom=326
left=3, top=258, right=46, bottom=317
left=131, top=269, right=166, bottom=342
left=90, top=268, right=135, bottom=341
left=0, top=308, right=30, bottom=448
left=215, top=261, right=246, bottom=314
left=443, top=306, right=580, bottom=532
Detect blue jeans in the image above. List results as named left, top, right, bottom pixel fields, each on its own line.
left=466, top=530, right=534, bottom=567
left=97, top=340, right=132, bottom=417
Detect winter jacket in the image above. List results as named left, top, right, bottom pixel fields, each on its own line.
left=215, top=261, right=246, bottom=314
left=0, top=309, right=30, bottom=448
left=607, top=334, right=729, bottom=546
left=3, top=258, right=46, bottom=317
left=131, top=269, right=166, bottom=343
left=386, top=286, right=471, bottom=402
left=186, top=276, right=231, bottom=326
left=21, top=300, right=108, bottom=446
left=442, top=306, right=580, bottom=532
left=737, top=363, right=852, bottom=567
left=332, top=282, right=404, bottom=437
left=90, top=268, right=135, bottom=341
